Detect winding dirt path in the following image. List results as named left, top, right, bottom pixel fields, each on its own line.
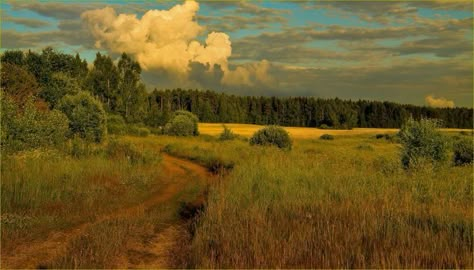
left=1, top=154, right=214, bottom=269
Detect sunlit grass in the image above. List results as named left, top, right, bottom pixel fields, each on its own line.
left=158, top=133, right=473, bottom=268
left=1, top=143, right=163, bottom=253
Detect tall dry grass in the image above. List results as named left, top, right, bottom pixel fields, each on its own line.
left=1, top=141, right=163, bottom=253
left=162, top=134, right=473, bottom=268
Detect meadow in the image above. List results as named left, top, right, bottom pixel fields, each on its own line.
left=1, top=124, right=472, bottom=268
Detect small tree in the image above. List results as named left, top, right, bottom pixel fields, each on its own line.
left=453, top=137, right=473, bottom=166
left=58, top=91, right=107, bottom=142
left=164, top=110, right=199, bottom=136
left=399, top=117, right=449, bottom=168
left=40, top=72, right=81, bottom=108
left=1, top=95, right=69, bottom=152
left=250, top=126, right=292, bottom=150
left=219, top=125, right=236, bottom=141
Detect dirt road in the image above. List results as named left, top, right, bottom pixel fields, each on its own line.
left=1, top=154, right=213, bottom=269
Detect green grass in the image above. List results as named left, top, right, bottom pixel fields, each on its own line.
left=1, top=141, right=163, bottom=254
left=2, top=132, right=472, bottom=268
left=155, top=133, right=473, bottom=268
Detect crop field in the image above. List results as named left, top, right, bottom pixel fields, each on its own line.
left=198, top=123, right=470, bottom=139
left=2, top=126, right=472, bottom=268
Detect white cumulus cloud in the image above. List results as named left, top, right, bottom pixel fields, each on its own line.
left=81, top=1, right=270, bottom=86
left=425, top=95, right=455, bottom=108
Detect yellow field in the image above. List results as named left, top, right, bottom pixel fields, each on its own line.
left=198, top=123, right=471, bottom=139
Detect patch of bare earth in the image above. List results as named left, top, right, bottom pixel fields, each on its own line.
left=1, top=154, right=214, bottom=269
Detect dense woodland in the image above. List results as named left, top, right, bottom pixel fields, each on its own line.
left=1, top=48, right=472, bottom=131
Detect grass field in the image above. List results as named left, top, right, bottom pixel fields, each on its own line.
left=198, top=123, right=470, bottom=139
left=1, top=126, right=473, bottom=268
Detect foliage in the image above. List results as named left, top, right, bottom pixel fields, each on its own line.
left=85, top=52, right=120, bottom=111
left=0, top=63, right=41, bottom=105
left=375, top=134, right=385, bottom=139
left=453, top=137, right=473, bottom=166
left=40, top=72, right=81, bottom=108
left=127, top=126, right=151, bottom=137
left=320, top=134, right=334, bottom=140
left=1, top=95, right=69, bottom=152
left=399, top=117, right=449, bottom=168
left=164, top=110, right=199, bottom=136
left=249, top=126, right=292, bottom=150
left=58, top=91, right=107, bottom=142
left=219, top=125, right=237, bottom=141
left=106, top=114, right=127, bottom=135
left=319, top=124, right=331, bottom=129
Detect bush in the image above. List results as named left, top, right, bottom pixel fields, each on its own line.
left=219, top=125, right=236, bottom=141
left=375, top=134, right=385, bottom=139
left=40, top=72, right=81, bottom=108
left=320, top=134, right=334, bottom=140
left=319, top=124, right=331, bottom=129
left=58, top=91, right=106, bottom=143
left=165, top=111, right=199, bottom=136
left=453, top=138, right=473, bottom=166
left=149, top=127, right=163, bottom=135
left=249, top=126, right=292, bottom=150
left=1, top=95, right=69, bottom=152
left=138, top=127, right=150, bottom=137
left=459, top=131, right=473, bottom=136
left=125, top=125, right=150, bottom=137
left=107, top=114, right=127, bottom=135
left=399, top=117, right=449, bottom=168
left=106, top=139, right=159, bottom=165
left=356, top=143, right=374, bottom=151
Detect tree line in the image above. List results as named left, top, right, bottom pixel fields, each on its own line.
left=1, top=48, right=472, bottom=132
left=145, top=89, right=472, bottom=129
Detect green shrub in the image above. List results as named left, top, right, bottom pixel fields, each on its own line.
left=58, top=91, right=106, bottom=143
left=138, top=127, right=150, bottom=137
left=356, top=143, right=374, bottom=151
left=1, top=95, right=69, bottom=152
left=219, top=125, right=236, bottom=141
left=107, top=124, right=125, bottom=135
left=453, top=138, right=473, bottom=166
left=320, top=134, right=334, bottom=140
left=249, top=126, right=292, bottom=150
left=40, top=72, right=81, bottom=108
left=106, top=115, right=127, bottom=135
left=399, top=117, right=449, bottom=168
left=126, top=125, right=150, bottom=137
left=164, top=111, right=199, bottom=136
left=319, top=124, right=331, bottom=129
left=149, top=127, right=163, bottom=135
left=106, top=139, right=159, bottom=165
left=459, top=131, right=473, bottom=137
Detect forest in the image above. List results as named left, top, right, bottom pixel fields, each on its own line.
left=1, top=47, right=472, bottom=135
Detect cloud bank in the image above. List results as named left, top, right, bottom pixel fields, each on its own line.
left=425, top=95, right=455, bottom=108
left=81, top=1, right=270, bottom=87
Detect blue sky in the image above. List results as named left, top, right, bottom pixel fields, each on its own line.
left=1, top=1, right=473, bottom=107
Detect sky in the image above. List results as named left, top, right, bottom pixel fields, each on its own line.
left=1, top=0, right=473, bottom=108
